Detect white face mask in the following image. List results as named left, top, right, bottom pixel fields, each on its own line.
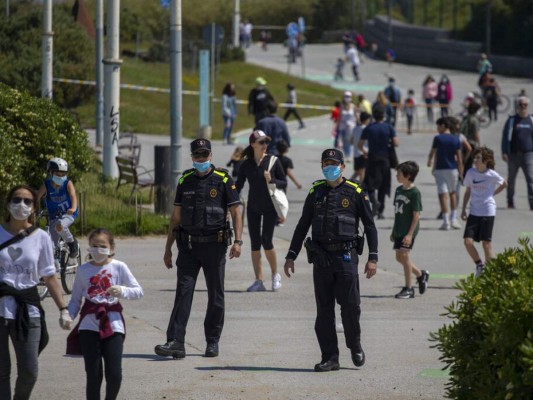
left=88, top=247, right=111, bottom=263
left=8, top=202, right=33, bottom=221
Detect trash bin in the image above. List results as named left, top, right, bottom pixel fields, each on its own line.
left=154, top=145, right=174, bottom=215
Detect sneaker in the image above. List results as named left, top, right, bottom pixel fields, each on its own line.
left=395, top=287, right=415, bottom=299
left=247, top=280, right=266, bottom=292
left=451, top=219, right=462, bottom=229
left=439, top=222, right=450, bottom=231
left=271, top=273, right=282, bottom=291
left=417, top=270, right=429, bottom=294
left=154, top=340, right=186, bottom=359
left=67, top=239, right=79, bottom=258
left=475, top=264, right=485, bottom=278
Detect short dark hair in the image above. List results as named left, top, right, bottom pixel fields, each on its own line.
left=276, top=140, right=289, bottom=155
left=436, top=117, right=451, bottom=129
left=372, top=105, right=385, bottom=121
left=267, top=100, right=278, bottom=114
left=359, top=111, right=371, bottom=123
left=396, top=161, right=419, bottom=182
left=446, top=116, right=460, bottom=134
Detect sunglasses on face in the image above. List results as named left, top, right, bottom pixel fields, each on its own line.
left=12, top=197, right=33, bottom=206
left=519, top=103, right=528, bottom=107
left=192, top=151, right=210, bottom=158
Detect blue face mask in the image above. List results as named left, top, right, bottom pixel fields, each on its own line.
left=52, top=175, right=67, bottom=185
left=193, top=160, right=211, bottom=173
left=322, top=165, right=341, bottom=181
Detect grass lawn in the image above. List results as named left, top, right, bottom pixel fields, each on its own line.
left=75, top=58, right=342, bottom=138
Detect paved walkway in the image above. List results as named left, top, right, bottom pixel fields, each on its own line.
left=31, top=43, right=533, bottom=399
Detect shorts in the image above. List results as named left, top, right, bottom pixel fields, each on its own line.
left=393, top=236, right=415, bottom=251
left=434, top=169, right=458, bottom=195
left=353, top=156, right=367, bottom=170
left=463, top=215, right=494, bottom=242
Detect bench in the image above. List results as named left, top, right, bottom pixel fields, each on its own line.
left=118, top=133, right=141, bottom=166
left=115, top=156, right=155, bottom=203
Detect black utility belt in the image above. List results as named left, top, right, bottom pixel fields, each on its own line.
left=186, top=231, right=227, bottom=243
left=320, top=240, right=358, bottom=252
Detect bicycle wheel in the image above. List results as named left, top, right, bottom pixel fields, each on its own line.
left=37, top=278, right=49, bottom=300
left=61, top=248, right=79, bottom=294
left=497, top=94, right=511, bottom=113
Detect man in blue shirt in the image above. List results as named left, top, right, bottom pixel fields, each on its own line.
left=358, top=105, right=399, bottom=218
left=501, top=96, right=533, bottom=210
left=427, top=118, right=463, bottom=230
left=255, top=100, right=291, bottom=156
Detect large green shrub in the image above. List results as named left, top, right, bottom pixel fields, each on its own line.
left=0, top=83, right=92, bottom=203
left=431, top=239, right=533, bottom=400
left=0, top=3, right=95, bottom=108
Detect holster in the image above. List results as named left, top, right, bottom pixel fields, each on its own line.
left=173, top=226, right=191, bottom=250
left=355, top=234, right=365, bottom=256
left=304, top=238, right=329, bottom=266
left=224, top=220, right=233, bottom=247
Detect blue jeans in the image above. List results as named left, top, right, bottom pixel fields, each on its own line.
left=338, top=128, right=352, bottom=158
left=222, top=116, right=234, bottom=144
left=507, top=151, right=533, bottom=208
left=0, top=317, right=41, bottom=400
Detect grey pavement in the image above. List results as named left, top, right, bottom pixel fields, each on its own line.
left=30, top=43, right=533, bottom=399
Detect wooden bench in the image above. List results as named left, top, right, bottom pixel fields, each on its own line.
left=115, top=156, right=155, bottom=203
left=118, top=133, right=141, bottom=166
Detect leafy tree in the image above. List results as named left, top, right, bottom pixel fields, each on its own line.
left=0, top=3, right=95, bottom=108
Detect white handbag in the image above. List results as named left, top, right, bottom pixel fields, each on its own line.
left=267, top=156, right=289, bottom=220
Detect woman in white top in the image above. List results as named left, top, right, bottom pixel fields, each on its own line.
left=337, top=91, right=357, bottom=159
left=0, top=184, right=71, bottom=400
left=67, top=228, right=143, bottom=400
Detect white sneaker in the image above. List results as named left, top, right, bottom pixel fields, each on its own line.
left=247, top=280, right=266, bottom=292
left=451, top=219, right=462, bottom=229
left=272, top=273, right=282, bottom=291
left=439, top=222, right=450, bottom=231
left=475, top=264, right=485, bottom=278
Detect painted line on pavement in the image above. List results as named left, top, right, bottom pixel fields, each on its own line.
left=419, top=368, right=450, bottom=379
left=430, top=273, right=468, bottom=280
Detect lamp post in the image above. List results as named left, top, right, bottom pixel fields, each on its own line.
left=170, top=0, right=183, bottom=190
left=41, top=0, right=53, bottom=99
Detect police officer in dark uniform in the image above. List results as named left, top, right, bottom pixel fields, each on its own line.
left=154, top=139, right=243, bottom=359
left=283, top=149, right=378, bottom=372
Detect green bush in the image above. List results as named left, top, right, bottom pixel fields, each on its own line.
left=431, top=239, right=533, bottom=400
left=0, top=3, right=95, bottom=108
left=0, top=83, right=92, bottom=203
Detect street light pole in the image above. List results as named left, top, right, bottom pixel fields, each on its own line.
left=233, top=0, right=240, bottom=48
left=170, top=0, right=183, bottom=191
left=95, top=0, right=104, bottom=147
left=41, top=0, right=53, bottom=99
left=103, top=0, right=121, bottom=178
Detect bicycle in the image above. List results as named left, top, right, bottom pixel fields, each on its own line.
left=36, top=210, right=81, bottom=300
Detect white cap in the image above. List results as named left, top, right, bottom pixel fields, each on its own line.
left=343, top=91, right=352, bottom=97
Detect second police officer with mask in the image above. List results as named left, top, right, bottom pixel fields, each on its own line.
left=155, top=139, right=243, bottom=359
left=283, top=149, right=378, bottom=372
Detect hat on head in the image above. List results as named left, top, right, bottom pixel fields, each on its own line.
left=249, top=130, right=271, bottom=144
left=256, top=76, right=267, bottom=85
left=343, top=91, right=352, bottom=98
left=190, top=138, right=211, bottom=153
left=321, top=148, right=344, bottom=164
left=388, top=77, right=395, bottom=83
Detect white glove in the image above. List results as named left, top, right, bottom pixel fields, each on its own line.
left=59, top=309, right=72, bottom=330
left=107, top=285, right=124, bottom=298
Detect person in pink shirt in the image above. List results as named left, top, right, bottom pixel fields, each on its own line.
left=422, top=75, right=438, bottom=123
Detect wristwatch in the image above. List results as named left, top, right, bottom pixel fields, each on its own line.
left=233, top=239, right=243, bottom=246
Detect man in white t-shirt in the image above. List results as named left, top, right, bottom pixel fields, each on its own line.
left=345, top=44, right=360, bottom=81
left=461, top=147, right=507, bottom=277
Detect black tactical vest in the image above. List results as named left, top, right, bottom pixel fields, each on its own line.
left=179, top=168, right=229, bottom=235
left=310, top=179, right=362, bottom=243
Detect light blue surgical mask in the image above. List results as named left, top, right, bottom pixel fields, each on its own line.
left=52, top=175, right=67, bottom=185
left=193, top=161, right=211, bottom=173
left=322, top=165, right=341, bottom=181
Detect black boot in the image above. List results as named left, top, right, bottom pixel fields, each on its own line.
left=154, top=340, right=186, bottom=359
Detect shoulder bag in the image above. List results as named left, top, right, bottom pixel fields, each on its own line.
left=267, top=156, right=289, bottom=220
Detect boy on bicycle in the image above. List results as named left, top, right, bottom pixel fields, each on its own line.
left=37, top=157, right=79, bottom=258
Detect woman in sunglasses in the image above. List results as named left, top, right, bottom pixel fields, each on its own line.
left=236, top=130, right=287, bottom=292
left=0, top=184, right=71, bottom=400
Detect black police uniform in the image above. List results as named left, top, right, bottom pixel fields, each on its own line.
left=165, top=165, right=241, bottom=347
left=286, top=176, right=378, bottom=365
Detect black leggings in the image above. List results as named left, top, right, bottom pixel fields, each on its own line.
left=247, top=208, right=277, bottom=251
left=79, top=330, right=124, bottom=400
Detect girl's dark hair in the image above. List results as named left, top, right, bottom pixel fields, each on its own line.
left=243, top=145, right=254, bottom=160
left=473, top=146, right=495, bottom=169
left=222, top=82, right=235, bottom=96
left=4, top=184, right=37, bottom=223
left=88, top=228, right=116, bottom=254
left=396, top=161, right=420, bottom=182
left=276, top=140, right=289, bottom=155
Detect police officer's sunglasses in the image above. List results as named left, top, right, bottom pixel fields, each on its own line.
left=192, top=150, right=210, bottom=158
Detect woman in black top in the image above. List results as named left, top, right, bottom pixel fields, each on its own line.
left=236, top=130, right=287, bottom=292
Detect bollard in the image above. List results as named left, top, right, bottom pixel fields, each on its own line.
left=154, top=145, right=174, bottom=215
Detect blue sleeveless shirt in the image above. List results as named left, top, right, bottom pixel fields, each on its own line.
left=44, top=179, right=78, bottom=218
